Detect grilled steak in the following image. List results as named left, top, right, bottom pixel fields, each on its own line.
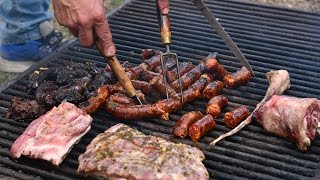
left=78, top=124, right=209, bottom=180
left=10, top=102, right=93, bottom=166
left=255, top=95, right=320, bottom=151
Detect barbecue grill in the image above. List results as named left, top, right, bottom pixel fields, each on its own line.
left=1, top=0, right=320, bottom=179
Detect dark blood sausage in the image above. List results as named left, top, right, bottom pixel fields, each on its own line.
left=206, top=95, right=228, bottom=118
left=188, top=115, right=216, bottom=143
left=205, top=58, right=230, bottom=80
left=139, top=70, right=160, bottom=82
left=224, top=106, right=250, bottom=128
left=150, top=75, right=177, bottom=98
left=202, top=81, right=224, bottom=99
left=223, top=67, right=251, bottom=89
left=80, top=85, right=110, bottom=114
left=173, top=111, right=204, bottom=138
left=105, top=101, right=168, bottom=120
left=107, top=93, right=136, bottom=106
left=167, top=62, right=195, bottom=83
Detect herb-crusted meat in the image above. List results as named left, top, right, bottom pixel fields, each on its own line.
left=78, top=124, right=209, bottom=180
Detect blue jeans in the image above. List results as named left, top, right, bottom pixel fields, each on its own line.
left=0, top=0, right=53, bottom=45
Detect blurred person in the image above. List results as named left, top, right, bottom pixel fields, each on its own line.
left=0, top=0, right=169, bottom=73
left=0, top=0, right=63, bottom=73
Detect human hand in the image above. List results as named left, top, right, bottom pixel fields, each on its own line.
left=52, top=0, right=116, bottom=57
left=157, top=0, right=169, bottom=14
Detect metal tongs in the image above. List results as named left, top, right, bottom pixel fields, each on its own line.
left=155, top=0, right=183, bottom=103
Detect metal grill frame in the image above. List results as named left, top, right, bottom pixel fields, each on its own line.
left=0, top=0, right=320, bottom=179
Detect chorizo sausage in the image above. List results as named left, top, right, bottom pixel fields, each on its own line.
left=204, top=58, right=230, bottom=80
left=173, top=111, right=204, bottom=138
left=202, top=81, right=224, bottom=99
left=167, top=62, right=195, bottom=83
left=170, top=62, right=205, bottom=91
left=131, top=80, right=153, bottom=95
left=224, top=105, right=250, bottom=128
left=141, top=49, right=161, bottom=60
left=107, top=93, right=136, bottom=106
left=105, top=101, right=168, bottom=120
left=188, top=114, right=216, bottom=143
left=206, top=95, right=228, bottom=118
left=223, top=67, right=251, bottom=89
left=80, top=85, right=110, bottom=114
left=139, top=70, right=160, bottom=82
left=150, top=75, right=177, bottom=98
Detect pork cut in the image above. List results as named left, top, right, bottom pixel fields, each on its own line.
left=10, top=102, right=93, bottom=165
left=255, top=95, right=320, bottom=151
left=78, top=123, right=209, bottom=180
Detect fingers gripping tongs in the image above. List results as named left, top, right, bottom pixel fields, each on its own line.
left=156, top=0, right=184, bottom=103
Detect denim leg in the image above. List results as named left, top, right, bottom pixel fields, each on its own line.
left=0, top=0, right=53, bottom=45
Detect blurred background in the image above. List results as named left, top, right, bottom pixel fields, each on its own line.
left=1, top=0, right=319, bottom=87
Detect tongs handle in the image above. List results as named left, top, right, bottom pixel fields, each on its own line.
left=156, top=0, right=171, bottom=45
left=95, top=42, right=142, bottom=105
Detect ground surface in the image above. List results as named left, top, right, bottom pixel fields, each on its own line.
left=1, top=0, right=319, bottom=87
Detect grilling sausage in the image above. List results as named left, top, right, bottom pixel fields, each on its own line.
left=107, top=93, right=136, bottom=106
left=80, top=85, right=110, bottom=114
left=170, top=62, right=205, bottom=91
left=131, top=80, right=153, bottom=95
left=105, top=101, right=168, bottom=120
left=173, top=111, right=204, bottom=138
left=202, top=81, right=224, bottom=99
left=141, top=49, right=161, bottom=60
left=224, top=106, right=250, bottom=128
left=139, top=70, right=160, bottom=82
left=223, top=67, right=251, bottom=89
left=205, top=58, right=230, bottom=80
left=188, top=114, right=216, bottom=143
left=206, top=95, right=228, bottom=118
left=167, top=62, right=195, bottom=83
left=150, top=75, right=177, bottom=98
left=172, top=73, right=213, bottom=105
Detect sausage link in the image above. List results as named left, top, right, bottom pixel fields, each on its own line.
left=107, top=93, right=136, bottom=106
left=188, top=114, right=216, bottom=143
left=224, top=105, right=250, bottom=128
left=167, top=62, right=195, bottom=83
left=206, top=95, right=228, bottom=118
left=173, top=111, right=204, bottom=138
left=204, top=58, right=230, bottom=80
left=223, top=67, right=251, bottom=89
left=144, top=55, right=161, bottom=71
left=80, top=85, right=110, bottom=114
left=202, top=81, right=224, bottom=99
left=170, top=62, right=205, bottom=91
left=172, top=73, right=213, bottom=105
left=139, top=70, right=160, bottom=82
left=131, top=80, right=153, bottom=95
left=141, top=49, right=161, bottom=60
left=105, top=101, right=167, bottom=120
left=150, top=75, right=177, bottom=98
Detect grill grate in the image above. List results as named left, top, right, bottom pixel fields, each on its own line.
left=1, top=0, right=320, bottom=179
